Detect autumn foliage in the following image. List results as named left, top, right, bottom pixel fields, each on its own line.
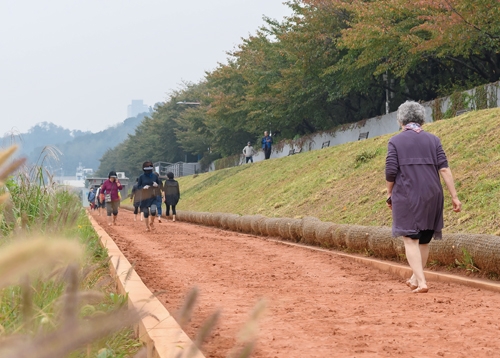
left=98, top=0, right=500, bottom=174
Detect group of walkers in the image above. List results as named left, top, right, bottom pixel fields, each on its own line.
left=88, top=162, right=180, bottom=232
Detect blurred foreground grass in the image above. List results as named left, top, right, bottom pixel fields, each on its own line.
left=0, top=146, right=144, bottom=357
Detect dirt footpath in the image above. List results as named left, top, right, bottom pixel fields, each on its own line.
left=91, top=209, right=500, bottom=358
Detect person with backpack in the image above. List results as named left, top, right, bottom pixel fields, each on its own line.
left=163, top=171, right=180, bottom=222
left=137, top=161, right=161, bottom=231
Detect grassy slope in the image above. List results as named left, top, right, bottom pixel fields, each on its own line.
left=178, top=108, right=500, bottom=236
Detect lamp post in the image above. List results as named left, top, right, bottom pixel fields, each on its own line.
left=383, top=71, right=390, bottom=114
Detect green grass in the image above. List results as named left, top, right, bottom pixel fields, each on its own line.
left=178, top=108, right=500, bottom=236
left=0, top=148, right=142, bottom=357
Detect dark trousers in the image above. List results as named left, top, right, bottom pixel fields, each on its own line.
left=264, top=147, right=272, bottom=159
left=156, top=196, right=163, bottom=216
left=166, top=205, right=177, bottom=216
left=245, top=156, right=253, bottom=163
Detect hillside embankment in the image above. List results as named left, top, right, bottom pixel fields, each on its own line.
left=168, top=108, right=500, bottom=277
left=178, top=108, right=500, bottom=235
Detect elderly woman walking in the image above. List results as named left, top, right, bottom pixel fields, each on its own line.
left=385, top=101, right=461, bottom=293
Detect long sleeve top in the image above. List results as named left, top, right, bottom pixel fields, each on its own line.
left=100, top=179, right=123, bottom=202
left=385, top=129, right=449, bottom=239
left=137, top=173, right=161, bottom=207
left=261, top=136, right=273, bottom=149
left=243, top=145, right=256, bottom=157
left=163, top=179, right=180, bottom=205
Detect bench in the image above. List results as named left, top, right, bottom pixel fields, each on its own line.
left=321, top=141, right=330, bottom=149
left=358, top=132, right=369, bottom=140
left=288, top=147, right=303, bottom=156
left=455, top=109, right=470, bottom=116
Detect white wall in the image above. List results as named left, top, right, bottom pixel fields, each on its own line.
left=210, top=82, right=500, bottom=170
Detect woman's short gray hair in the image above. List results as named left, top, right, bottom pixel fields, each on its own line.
left=397, top=101, right=426, bottom=126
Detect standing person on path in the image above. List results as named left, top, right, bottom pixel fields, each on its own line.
left=242, top=141, right=256, bottom=163
left=163, top=171, right=180, bottom=222
left=385, top=101, right=461, bottom=294
left=100, top=171, right=123, bottom=226
left=129, top=178, right=142, bottom=222
left=261, top=131, right=273, bottom=160
left=137, top=161, right=161, bottom=231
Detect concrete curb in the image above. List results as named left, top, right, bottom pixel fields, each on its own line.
left=265, top=238, right=500, bottom=293
left=87, top=213, right=205, bottom=358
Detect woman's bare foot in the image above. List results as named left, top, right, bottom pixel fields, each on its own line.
left=405, top=279, right=418, bottom=290
left=412, top=286, right=429, bottom=293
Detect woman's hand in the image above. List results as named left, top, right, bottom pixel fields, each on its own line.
left=452, top=197, right=462, bottom=212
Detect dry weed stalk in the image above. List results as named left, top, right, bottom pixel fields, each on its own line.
left=228, top=299, right=267, bottom=358
left=0, top=146, right=145, bottom=356
left=0, top=238, right=82, bottom=289
left=171, top=287, right=266, bottom=358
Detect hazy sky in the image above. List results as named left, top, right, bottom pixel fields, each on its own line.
left=0, top=0, right=291, bottom=136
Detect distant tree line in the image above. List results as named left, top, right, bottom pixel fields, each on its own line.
left=4, top=115, right=146, bottom=176
left=98, top=0, right=500, bottom=177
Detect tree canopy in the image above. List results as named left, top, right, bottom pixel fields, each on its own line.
left=97, top=0, right=500, bottom=176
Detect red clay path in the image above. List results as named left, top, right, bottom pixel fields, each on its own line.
left=90, top=209, right=500, bottom=358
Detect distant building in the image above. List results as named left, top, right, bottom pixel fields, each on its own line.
left=127, top=100, right=149, bottom=118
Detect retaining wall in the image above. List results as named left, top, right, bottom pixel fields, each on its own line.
left=175, top=210, right=500, bottom=277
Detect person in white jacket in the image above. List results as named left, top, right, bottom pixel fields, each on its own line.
left=242, top=142, right=256, bottom=163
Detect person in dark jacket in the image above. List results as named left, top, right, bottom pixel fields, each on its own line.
left=129, top=178, right=142, bottom=222
left=261, top=131, right=273, bottom=160
left=87, top=187, right=96, bottom=209
left=163, top=171, right=180, bottom=222
left=137, top=161, right=161, bottom=231
left=100, top=171, right=123, bottom=226
left=385, top=101, right=461, bottom=293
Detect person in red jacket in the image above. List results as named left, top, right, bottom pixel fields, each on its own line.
left=100, top=171, right=123, bottom=226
